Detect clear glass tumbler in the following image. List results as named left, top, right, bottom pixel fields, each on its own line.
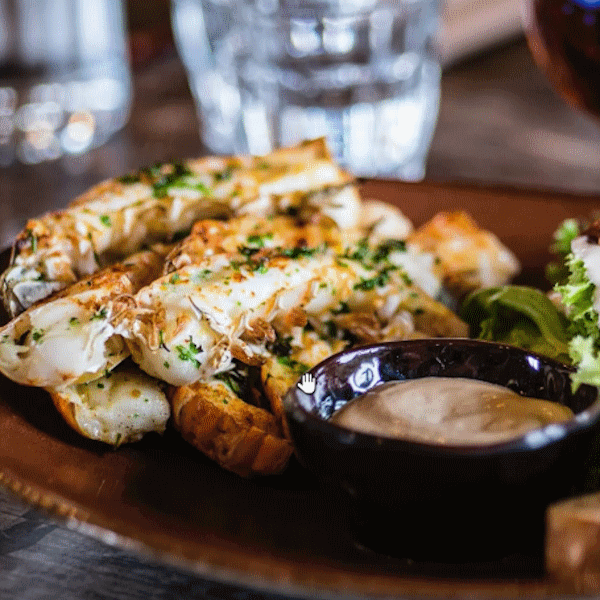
left=172, top=0, right=440, bottom=180
left=0, top=0, right=132, bottom=165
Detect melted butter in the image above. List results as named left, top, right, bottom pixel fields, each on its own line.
left=330, top=377, right=574, bottom=445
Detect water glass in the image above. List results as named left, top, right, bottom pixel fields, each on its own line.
left=0, top=0, right=132, bottom=165
left=172, top=0, right=441, bottom=180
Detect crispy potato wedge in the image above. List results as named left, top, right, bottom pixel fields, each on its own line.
left=169, top=379, right=293, bottom=477
left=261, top=333, right=346, bottom=439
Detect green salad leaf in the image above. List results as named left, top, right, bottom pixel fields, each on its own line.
left=555, top=254, right=600, bottom=389
left=546, top=218, right=581, bottom=285
left=460, top=285, right=570, bottom=363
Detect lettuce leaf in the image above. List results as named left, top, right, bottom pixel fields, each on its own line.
left=555, top=254, right=600, bottom=388
left=460, top=285, right=570, bottom=363
left=546, top=218, right=581, bottom=285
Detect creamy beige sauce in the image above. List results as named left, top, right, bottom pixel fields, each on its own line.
left=330, top=377, right=574, bottom=445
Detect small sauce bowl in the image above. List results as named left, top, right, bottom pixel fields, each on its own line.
left=283, top=339, right=600, bottom=561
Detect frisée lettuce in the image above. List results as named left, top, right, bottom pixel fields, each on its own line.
left=546, top=218, right=581, bottom=285
left=556, top=254, right=600, bottom=389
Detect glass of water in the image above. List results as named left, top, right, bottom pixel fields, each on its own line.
left=0, top=0, right=132, bottom=165
left=172, top=0, right=440, bottom=180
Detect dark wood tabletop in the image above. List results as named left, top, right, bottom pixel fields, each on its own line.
left=1, top=39, right=600, bottom=600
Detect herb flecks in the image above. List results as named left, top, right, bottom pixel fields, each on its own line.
left=372, top=239, right=406, bottom=263
left=31, top=328, right=44, bottom=342
left=247, top=233, right=273, bottom=248
left=278, top=244, right=326, bottom=260
left=25, top=229, right=38, bottom=254
left=194, top=269, right=212, bottom=283
left=214, top=164, right=235, bottom=182
left=150, top=162, right=194, bottom=198
left=214, top=368, right=245, bottom=396
left=343, top=238, right=369, bottom=261
left=277, top=356, right=309, bottom=374
left=354, top=266, right=398, bottom=291
left=332, top=301, right=350, bottom=315
left=158, top=329, right=169, bottom=352
left=117, top=173, right=141, bottom=184
left=90, top=307, right=108, bottom=321
left=175, top=339, right=203, bottom=368
left=267, top=333, right=293, bottom=357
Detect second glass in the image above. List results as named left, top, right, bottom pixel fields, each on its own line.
left=172, top=0, right=441, bottom=180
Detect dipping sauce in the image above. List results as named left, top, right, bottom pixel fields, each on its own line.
left=330, top=377, right=574, bottom=445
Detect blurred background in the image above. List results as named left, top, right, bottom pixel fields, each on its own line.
left=0, top=0, right=598, bottom=248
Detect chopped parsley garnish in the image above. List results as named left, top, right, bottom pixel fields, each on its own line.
left=194, top=269, right=212, bottom=283
left=277, top=356, right=309, bottom=373
left=97, top=383, right=104, bottom=389
left=69, top=317, right=79, bottom=326
left=99, top=215, right=111, bottom=227
left=87, top=232, right=101, bottom=265
left=169, top=180, right=211, bottom=195
left=278, top=244, right=326, bottom=259
left=214, top=368, right=246, bottom=396
left=117, top=173, right=141, bottom=184
left=175, top=339, right=202, bottom=368
left=169, top=273, right=181, bottom=284
left=231, top=254, right=269, bottom=274
left=90, top=307, right=108, bottom=320
left=332, top=301, right=350, bottom=315
left=325, top=320, right=338, bottom=338
left=353, top=266, right=397, bottom=291
left=31, top=329, right=44, bottom=342
left=267, top=333, right=293, bottom=357
left=214, top=164, right=234, bottom=182
left=372, top=239, right=406, bottom=262
left=343, top=238, right=369, bottom=261
left=247, top=233, right=273, bottom=248
left=163, top=361, right=170, bottom=369
left=158, top=329, right=169, bottom=351
left=151, top=162, right=193, bottom=198
left=26, top=229, right=38, bottom=253
left=238, top=245, right=261, bottom=257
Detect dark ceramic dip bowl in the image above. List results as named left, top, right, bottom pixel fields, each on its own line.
left=283, top=338, right=600, bottom=562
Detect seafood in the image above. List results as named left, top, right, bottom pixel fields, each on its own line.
left=118, top=241, right=466, bottom=387
left=49, top=365, right=170, bottom=446
left=0, top=140, right=524, bottom=477
left=1, top=139, right=358, bottom=316
left=408, top=211, right=521, bottom=297
left=0, top=248, right=166, bottom=388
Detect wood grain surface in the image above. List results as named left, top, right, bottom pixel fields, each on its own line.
left=1, top=40, right=600, bottom=600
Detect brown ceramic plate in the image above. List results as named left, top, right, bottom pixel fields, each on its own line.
left=0, top=180, right=596, bottom=598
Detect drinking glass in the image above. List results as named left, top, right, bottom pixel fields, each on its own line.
left=523, top=0, right=600, bottom=119
left=172, top=0, right=441, bottom=180
left=0, top=0, right=132, bottom=165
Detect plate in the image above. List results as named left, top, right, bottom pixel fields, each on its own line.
left=0, top=179, right=596, bottom=598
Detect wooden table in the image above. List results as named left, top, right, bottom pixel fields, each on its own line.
left=0, top=40, right=599, bottom=600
